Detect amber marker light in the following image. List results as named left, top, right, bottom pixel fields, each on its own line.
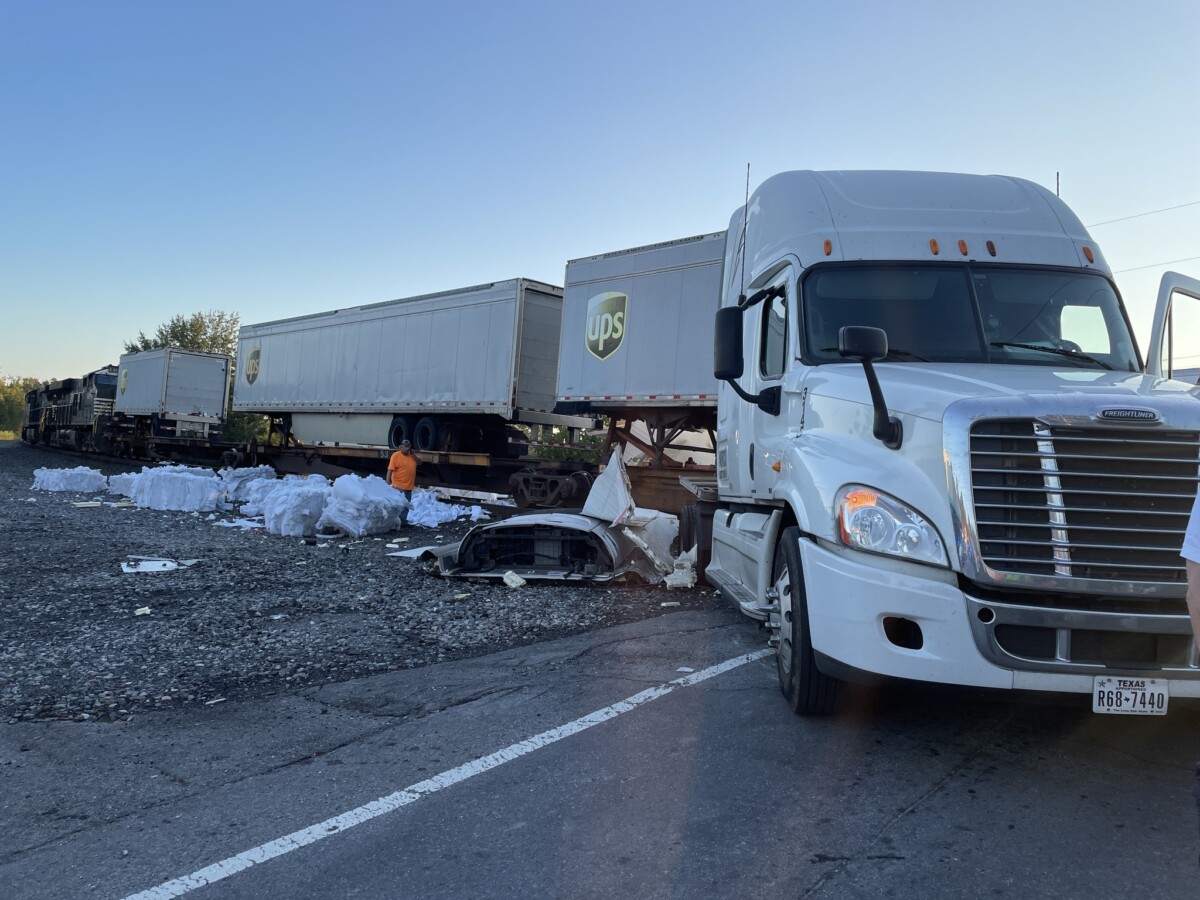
left=823, top=239, right=832, bottom=256
left=986, top=240, right=997, bottom=257
left=837, top=487, right=880, bottom=544
left=929, top=238, right=939, bottom=255
left=771, top=460, right=782, bottom=472
left=958, top=239, right=969, bottom=256
left=1082, top=246, right=1095, bottom=263
left=842, top=487, right=879, bottom=511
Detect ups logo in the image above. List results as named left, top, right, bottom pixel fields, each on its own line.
left=586, top=292, right=627, bottom=361
left=244, top=344, right=261, bottom=385
left=119, top=369, right=128, bottom=395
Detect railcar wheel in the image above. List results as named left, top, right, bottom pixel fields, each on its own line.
left=773, top=526, right=840, bottom=715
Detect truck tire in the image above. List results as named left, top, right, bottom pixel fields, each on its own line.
left=413, top=416, right=439, bottom=452
left=774, top=526, right=840, bottom=715
left=679, top=503, right=697, bottom=551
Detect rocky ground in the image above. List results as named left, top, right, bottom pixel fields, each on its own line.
left=0, top=442, right=723, bottom=724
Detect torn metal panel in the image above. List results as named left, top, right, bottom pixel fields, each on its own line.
left=433, top=512, right=663, bottom=583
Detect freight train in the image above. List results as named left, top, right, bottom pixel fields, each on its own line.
left=23, top=348, right=232, bottom=460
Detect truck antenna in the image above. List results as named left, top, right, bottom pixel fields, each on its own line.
left=740, top=164, right=750, bottom=303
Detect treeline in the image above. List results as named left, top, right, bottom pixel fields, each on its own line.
left=0, top=376, right=41, bottom=435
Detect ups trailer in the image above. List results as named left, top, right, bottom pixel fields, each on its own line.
left=557, top=232, right=725, bottom=510
left=233, top=279, right=597, bottom=503
left=114, top=348, right=231, bottom=434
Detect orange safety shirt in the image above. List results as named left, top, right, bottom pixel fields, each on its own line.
left=387, top=450, right=417, bottom=490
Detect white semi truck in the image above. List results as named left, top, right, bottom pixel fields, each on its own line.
left=701, top=169, right=1200, bottom=715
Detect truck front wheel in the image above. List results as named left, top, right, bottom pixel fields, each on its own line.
left=773, top=526, right=840, bottom=715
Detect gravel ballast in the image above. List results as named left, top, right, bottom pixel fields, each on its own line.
left=0, top=443, right=722, bottom=724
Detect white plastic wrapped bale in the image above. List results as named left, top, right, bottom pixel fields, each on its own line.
left=315, top=474, right=407, bottom=538
left=264, top=477, right=331, bottom=537
left=220, top=465, right=278, bottom=504
left=129, top=466, right=224, bottom=512
left=32, top=467, right=108, bottom=493
left=408, top=489, right=485, bottom=528
left=107, top=469, right=145, bottom=497
left=239, top=477, right=282, bottom=516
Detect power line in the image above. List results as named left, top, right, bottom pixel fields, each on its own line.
left=1113, top=255, right=1200, bottom=274
left=1087, top=200, right=1200, bottom=227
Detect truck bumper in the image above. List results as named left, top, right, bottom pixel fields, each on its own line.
left=799, top=540, right=1200, bottom=698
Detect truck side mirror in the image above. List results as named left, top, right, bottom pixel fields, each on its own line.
left=838, top=325, right=887, bottom=361
left=837, top=326, right=903, bottom=449
left=714, top=307, right=744, bottom=379
left=714, top=305, right=781, bottom=416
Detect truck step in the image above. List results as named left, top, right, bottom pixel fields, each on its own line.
left=736, top=599, right=778, bottom=622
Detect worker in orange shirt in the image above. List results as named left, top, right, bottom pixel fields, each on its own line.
left=387, top=439, right=417, bottom=527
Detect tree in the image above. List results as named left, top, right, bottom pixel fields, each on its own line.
left=0, top=376, right=41, bottom=436
left=124, top=310, right=240, bottom=357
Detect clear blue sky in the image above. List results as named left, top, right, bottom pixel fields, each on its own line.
left=2, top=0, right=1197, bottom=381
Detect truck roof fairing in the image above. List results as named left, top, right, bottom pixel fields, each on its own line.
left=731, top=170, right=1108, bottom=290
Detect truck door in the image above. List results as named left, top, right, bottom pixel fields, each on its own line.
left=748, top=269, right=796, bottom=498
left=1145, top=272, right=1200, bottom=384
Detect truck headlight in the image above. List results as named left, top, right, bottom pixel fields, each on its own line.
left=835, top=485, right=948, bottom=567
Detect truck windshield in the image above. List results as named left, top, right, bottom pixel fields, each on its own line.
left=802, top=264, right=1140, bottom=371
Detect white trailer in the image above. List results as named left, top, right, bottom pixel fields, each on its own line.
left=557, top=232, right=725, bottom=471
left=701, top=169, right=1200, bottom=716
left=114, top=348, right=231, bottom=438
left=233, top=279, right=591, bottom=456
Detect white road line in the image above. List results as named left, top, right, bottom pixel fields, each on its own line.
left=122, top=648, right=772, bottom=900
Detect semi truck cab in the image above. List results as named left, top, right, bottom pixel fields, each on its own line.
left=706, top=169, right=1200, bottom=715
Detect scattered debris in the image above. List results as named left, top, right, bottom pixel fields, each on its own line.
left=676, top=666, right=695, bottom=673
left=204, top=698, right=226, bottom=706
left=503, top=571, right=527, bottom=588
left=660, top=601, right=680, bottom=608
left=72, top=501, right=102, bottom=508
left=388, top=545, right=432, bottom=558
left=664, top=547, right=698, bottom=589
left=121, top=557, right=200, bottom=574
left=581, top=448, right=636, bottom=525
left=134, top=607, right=151, bottom=616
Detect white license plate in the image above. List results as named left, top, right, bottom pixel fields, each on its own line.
left=1092, top=676, right=1168, bottom=715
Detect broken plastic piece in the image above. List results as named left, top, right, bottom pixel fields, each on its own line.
left=503, top=571, right=527, bottom=588
left=121, top=557, right=200, bottom=574
left=72, top=501, right=102, bottom=508
left=134, top=607, right=151, bottom=616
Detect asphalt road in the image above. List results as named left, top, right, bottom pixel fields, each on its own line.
left=2, top=608, right=1197, bottom=899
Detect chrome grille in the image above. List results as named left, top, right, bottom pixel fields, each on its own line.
left=969, top=420, right=1200, bottom=584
